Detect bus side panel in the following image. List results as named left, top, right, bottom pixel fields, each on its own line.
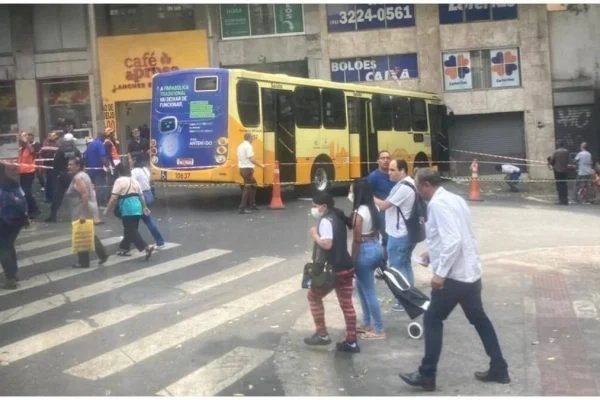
left=377, top=131, right=431, bottom=174
left=349, top=134, right=361, bottom=178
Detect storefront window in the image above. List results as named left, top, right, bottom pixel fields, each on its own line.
left=0, top=82, right=18, bottom=144
left=40, top=78, right=92, bottom=139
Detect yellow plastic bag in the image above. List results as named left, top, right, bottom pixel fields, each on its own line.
left=72, top=220, right=95, bottom=254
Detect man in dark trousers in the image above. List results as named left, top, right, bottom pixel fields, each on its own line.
left=399, top=168, right=509, bottom=391
left=547, top=140, right=570, bottom=205
left=45, top=133, right=81, bottom=222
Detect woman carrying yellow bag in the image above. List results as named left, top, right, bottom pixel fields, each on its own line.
left=65, top=158, right=108, bottom=268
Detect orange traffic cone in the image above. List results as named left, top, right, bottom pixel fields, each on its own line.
left=468, top=159, right=483, bottom=201
left=269, top=161, right=285, bottom=209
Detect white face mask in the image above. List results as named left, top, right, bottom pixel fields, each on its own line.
left=347, top=193, right=354, bottom=204
left=310, top=207, right=323, bottom=219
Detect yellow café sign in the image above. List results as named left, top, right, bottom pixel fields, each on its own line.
left=97, top=30, right=209, bottom=133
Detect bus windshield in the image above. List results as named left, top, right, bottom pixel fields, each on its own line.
left=151, top=69, right=229, bottom=170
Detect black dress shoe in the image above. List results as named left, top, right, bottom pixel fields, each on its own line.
left=474, top=369, right=511, bottom=384
left=399, top=371, right=436, bottom=391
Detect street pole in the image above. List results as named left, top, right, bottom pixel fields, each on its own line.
left=87, top=4, right=103, bottom=137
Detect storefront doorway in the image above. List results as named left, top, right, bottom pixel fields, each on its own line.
left=115, top=100, right=151, bottom=154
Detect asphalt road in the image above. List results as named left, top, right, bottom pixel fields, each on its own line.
left=1, top=183, right=599, bottom=395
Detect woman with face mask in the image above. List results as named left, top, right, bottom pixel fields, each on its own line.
left=348, top=179, right=385, bottom=340
left=305, top=191, right=360, bottom=353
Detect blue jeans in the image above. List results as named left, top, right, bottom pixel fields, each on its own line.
left=355, top=240, right=385, bottom=332
left=419, top=279, right=508, bottom=377
left=89, top=170, right=108, bottom=206
left=387, top=234, right=415, bottom=286
left=141, top=214, right=164, bottom=246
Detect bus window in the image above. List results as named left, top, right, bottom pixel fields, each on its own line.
left=261, top=88, right=275, bottom=132
left=294, top=86, right=321, bottom=128
left=322, top=89, right=346, bottom=129
left=195, top=76, right=218, bottom=92
left=411, top=99, right=428, bottom=132
left=373, top=94, right=392, bottom=131
left=392, top=96, right=411, bottom=132
left=237, top=80, right=260, bottom=127
left=347, top=98, right=361, bottom=134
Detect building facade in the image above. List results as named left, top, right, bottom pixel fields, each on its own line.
left=0, top=4, right=597, bottom=178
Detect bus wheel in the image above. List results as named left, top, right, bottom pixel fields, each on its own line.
left=311, top=161, right=334, bottom=192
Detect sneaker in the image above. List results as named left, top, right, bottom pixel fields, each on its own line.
left=391, top=303, right=405, bottom=312
left=3, top=278, right=18, bottom=290
left=336, top=340, right=360, bottom=353
left=248, top=205, right=259, bottom=211
left=303, top=333, right=332, bottom=346
left=238, top=208, right=252, bottom=214
left=156, top=243, right=165, bottom=250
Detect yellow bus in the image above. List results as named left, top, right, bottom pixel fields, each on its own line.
left=149, top=68, right=449, bottom=192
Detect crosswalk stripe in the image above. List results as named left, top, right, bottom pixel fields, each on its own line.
left=18, top=237, right=122, bottom=269
left=157, top=347, right=273, bottom=396
left=16, top=234, right=72, bottom=252
left=0, top=256, right=283, bottom=364
left=0, top=248, right=231, bottom=324
left=0, top=243, right=180, bottom=298
left=17, top=227, right=60, bottom=240
left=64, top=274, right=300, bottom=380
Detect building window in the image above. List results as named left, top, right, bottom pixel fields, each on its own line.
left=327, top=4, right=415, bottom=32
left=322, top=89, right=346, bottom=129
left=236, top=80, right=260, bottom=127
left=33, top=5, right=87, bottom=52
left=0, top=6, right=12, bottom=54
left=102, top=4, right=195, bottom=36
left=442, top=48, right=520, bottom=91
left=294, top=86, right=321, bottom=128
left=0, top=82, right=18, bottom=142
left=220, top=4, right=304, bottom=39
left=438, top=4, right=517, bottom=24
left=40, top=78, right=92, bottom=138
left=330, top=53, right=418, bottom=83
left=373, top=94, right=393, bottom=131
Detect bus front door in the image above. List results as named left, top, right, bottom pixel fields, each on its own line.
left=262, top=89, right=296, bottom=184
left=348, top=97, right=378, bottom=177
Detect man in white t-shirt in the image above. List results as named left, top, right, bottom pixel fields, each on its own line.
left=574, top=142, right=595, bottom=202
left=494, top=164, right=521, bottom=192
left=236, top=132, right=264, bottom=214
left=374, top=159, right=417, bottom=310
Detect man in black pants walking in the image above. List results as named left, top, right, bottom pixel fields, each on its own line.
left=548, top=140, right=570, bottom=205
left=398, top=168, right=509, bottom=392
left=46, top=133, right=81, bottom=222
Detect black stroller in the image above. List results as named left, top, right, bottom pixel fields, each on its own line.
left=376, top=265, right=430, bottom=339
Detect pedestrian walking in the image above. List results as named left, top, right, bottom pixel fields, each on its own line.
left=127, top=127, right=150, bottom=167
left=64, top=158, right=108, bottom=268
left=367, top=150, right=395, bottom=262
left=17, top=131, right=40, bottom=219
left=348, top=179, right=386, bottom=340
left=45, top=133, right=81, bottom=222
left=0, top=162, right=29, bottom=290
left=131, top=157, right=165, bottom=248
left=39, top=131, right=60, bottom=203
left=399, top=168, right=509, bottom=392
left=104, top=162, right=154, bottom=260
left=574, top=142, right=595, bottom=203
left=104, top=128, right=121, bottom=190
left=494, top=164, right=521, bottom=192
left=547, top=140, right=570, bottom=205
left=86, top=130, right=109, bottom=207
left=374, top=159, right=417, bottom=312
left=236, top=132, right=264, bottom=214
left=304, top=191, right=359, bottom=353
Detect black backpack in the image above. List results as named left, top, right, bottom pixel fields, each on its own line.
left=396, top=181, right=427, bottom=244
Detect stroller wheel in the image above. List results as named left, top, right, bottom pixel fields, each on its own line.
left=407, top=321, right=423, bottom=340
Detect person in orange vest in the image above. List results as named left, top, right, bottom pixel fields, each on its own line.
left=103, top=127, right=121, bottom=187
left=17, top=131, right=40, bottom=218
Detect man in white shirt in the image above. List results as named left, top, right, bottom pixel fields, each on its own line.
left=399, top=168, right=509, bottom=392
left=494, top=164, right=521, bottom=192
left=374, top=159, right=416, bottom=308
left=574, top=142, right=595, bottom=203
left=236, top=132, right=264, bottom=214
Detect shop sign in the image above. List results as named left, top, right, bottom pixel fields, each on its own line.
left=221, top=4, right=250, bottom=38
left=221, top=4, right=304, bottom=38
left=274, top=4, right=304, bottom=34
left=327, top=4, right=415, bottom=33
left=490, top=48, right=520, bottom=88
left=330, top=53, right=418, bottom=83
left=439, top=4, right=517, bottom=24
left=443, top=52, right=472, bottom=91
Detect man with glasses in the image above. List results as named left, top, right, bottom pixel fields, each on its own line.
left=367, top=150, right=395, bottom=263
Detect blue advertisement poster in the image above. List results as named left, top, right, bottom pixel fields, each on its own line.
left=327, top=4, right=415, bottom=32
left=439, top=4, right=517, bottom=24
left=330, top=53, right=418, bottom=83
left=151, top=69, right=229, bottom=170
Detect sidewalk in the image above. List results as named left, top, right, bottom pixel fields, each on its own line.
left=274, top=197, right=600, bottom=396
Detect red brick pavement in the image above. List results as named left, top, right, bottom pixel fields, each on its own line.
left=533, top=271, right=599, bottom=395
